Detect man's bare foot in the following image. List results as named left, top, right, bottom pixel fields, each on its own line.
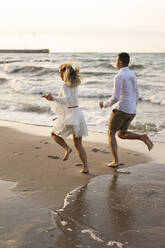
left=143, top=134, right=153, bottom=151
left=63, top=147, right=72, bottom=161
left=80, top=167, right=89, bottom=174
left=106, top=162, right=120, bottom=168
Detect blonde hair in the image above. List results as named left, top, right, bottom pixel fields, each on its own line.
left=59, top=62, right=81, bottom=87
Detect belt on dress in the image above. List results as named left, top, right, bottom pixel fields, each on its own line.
left=68, top=106, right=79, bottom=109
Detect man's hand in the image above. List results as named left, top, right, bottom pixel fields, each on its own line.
left=41, top=94, right=54, bottom=101
left=99, top=101, right=104, bottom=108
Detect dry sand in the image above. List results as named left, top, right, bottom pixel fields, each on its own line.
left=0, top=125, right=151, bottom=210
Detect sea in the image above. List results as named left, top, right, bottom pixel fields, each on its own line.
left=0, top=52, right=165, bottom=143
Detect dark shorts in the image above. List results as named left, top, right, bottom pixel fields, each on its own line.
left=108, top=109, right=136, bottom=133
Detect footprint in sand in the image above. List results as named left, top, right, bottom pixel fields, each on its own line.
left=35, top=146, right=41, bottom=149
left=40, top=140, right=50, bottom=144
left=74, top=163, right=82, bottom=166
left=91, top=148, right=110, bottom=154
left=48, top=155, right=60, bottom=159
left=91, top=148, right=100, bottom=152
left=101, top=150, right=110, bottom=154
left=133, top=153, right=140, bottom=156
left=11, top=152, right=23, bottom=156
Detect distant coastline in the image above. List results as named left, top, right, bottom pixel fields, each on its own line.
left=0, top=49, right=49, bottom=53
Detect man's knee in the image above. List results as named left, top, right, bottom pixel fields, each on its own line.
left=117, top=130, right=126, bottom=139
left=108, top=129, right=116, bottom=137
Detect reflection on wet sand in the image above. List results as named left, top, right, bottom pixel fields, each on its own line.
left=107, top=172, right=133, bottom=237
left=54, top=164, right=165, bottom=248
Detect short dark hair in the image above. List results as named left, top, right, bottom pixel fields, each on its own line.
left=118, top=52, right=130, bottom=66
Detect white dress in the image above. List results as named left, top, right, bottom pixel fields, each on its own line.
left=50, top=83, right=88, bottom=138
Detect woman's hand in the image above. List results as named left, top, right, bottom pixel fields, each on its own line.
left=41, top=94, right=54, bottom=101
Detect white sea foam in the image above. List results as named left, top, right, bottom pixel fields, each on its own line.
left=107, top=241, right=123, bottom=248
left=150, top=94, right=165, bottom=105
left=81, top=229, right=104, bottom=243
left=57, top=186, right=82, bottom=212
left=67, top=228, right=72, bottom=231
left=60, top=221, right=68, bottom=226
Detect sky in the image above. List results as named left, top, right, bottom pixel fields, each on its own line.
left=0, top=0, right=165, bottom=52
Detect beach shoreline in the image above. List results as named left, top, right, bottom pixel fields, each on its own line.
left=0, top=120, right=154, bottom=210
left=0, top=121, right=165, bottom=247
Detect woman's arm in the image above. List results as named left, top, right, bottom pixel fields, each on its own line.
left=42, top=86, right=69, bottom=105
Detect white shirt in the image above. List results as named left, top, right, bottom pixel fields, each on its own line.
left=103, top=67, right=139, bottom=114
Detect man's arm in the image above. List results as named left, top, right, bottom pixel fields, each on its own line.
left=99, top=75, right=123, bottom=108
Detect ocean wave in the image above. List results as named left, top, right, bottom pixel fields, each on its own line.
left=79, top=90, right=111, bottom=98
left=20, top=104, right=49, bottom=113
left=95, top=63, right=116, bottom=69
left=0, top=59, right=24, bottom=64
left=33, top=59, right=51, bottom=62
left=10, top=79, right=58, bottom=95
left=10, top=78, right=111, bottom=97
left=0, top=77, right=8, bottom=84
left=4, top=64, right=58, bottom=75
left=84, top=80, right=106, bottom=85
left=139, top=95, right=165, bottom=105
left=129, top=64, right=144, bottom=70
left=0, top=102, right=49, bottom=114
left=150, top=94, right=165, bottom=105
left=98, top=58, right=111, bottom=62
left=82, top=71, right=114, bottom=77
left=130, top=121, right=161, bottom=132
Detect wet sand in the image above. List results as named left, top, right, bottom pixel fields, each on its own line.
left=0, top=124, right=164, bottom=247
left=54, top=164, right=165, bottom=248
left=0, top=180, right=57, bottom=248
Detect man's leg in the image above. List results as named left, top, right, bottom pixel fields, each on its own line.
left=117, top=130, right=153, bottom=151
left=106, top=129, right=120, bottom=167
left=106, top=110, right=123, bottom=167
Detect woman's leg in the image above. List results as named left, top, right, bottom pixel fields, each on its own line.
left=51, top=131, right=72, bottom=161
left=73, top=135, right=89, bottom=173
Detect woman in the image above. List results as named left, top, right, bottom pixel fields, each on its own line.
left=42, top=62, right=89, bottom=174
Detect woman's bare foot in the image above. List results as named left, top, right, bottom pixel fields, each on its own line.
left=142, top=134, right=153, bottom=151
left=80, top=167, right=89, bottom=174
left=106, top=162, right=120, bottom=168
left=63, top=147, right=72, bottom=161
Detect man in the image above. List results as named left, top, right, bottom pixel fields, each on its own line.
left=99, top=52, right=153, bottom=168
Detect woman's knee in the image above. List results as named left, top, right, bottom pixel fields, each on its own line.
left=51, top=131, right=55, bottom=137
left=51, top=131, right=58, bottom=138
